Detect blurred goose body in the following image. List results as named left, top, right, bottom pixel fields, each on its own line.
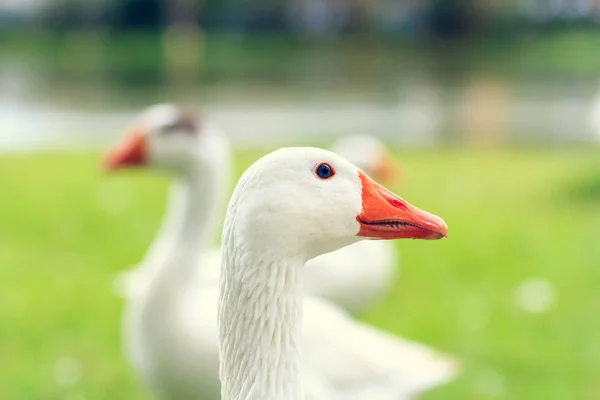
left=116, top=133, right=401, bottom=314
left=218, top=147, right=453, bottom=400
left=588, top=86, right=600, bottom=142
left=105, top=105, right=232, bottom=398
left=106, top=106, right=458, bottom=399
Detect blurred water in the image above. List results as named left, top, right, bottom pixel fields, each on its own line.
left=0, top=58, right=598, bottom=151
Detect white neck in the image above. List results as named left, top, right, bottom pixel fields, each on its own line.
left=218, top=243, right=305, bottom=400
left=169, top=172, right=214, bottom=260
left=140, top=153, right=229, bottom=304
left=149, top=172, right=213, bottom=295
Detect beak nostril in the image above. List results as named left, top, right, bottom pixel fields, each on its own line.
left=387, top=198, right=410, bottom=213
left=376, top=185, right=411, bottom=212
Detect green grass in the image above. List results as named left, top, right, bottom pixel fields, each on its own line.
left=1, top=147, right=600, bottom=399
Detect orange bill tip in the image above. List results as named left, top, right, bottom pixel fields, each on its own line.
left=356, top=170, right=447, bottom=240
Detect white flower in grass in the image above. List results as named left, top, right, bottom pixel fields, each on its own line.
left=54, top=356, right=83, bottom=388
left=473, top=369, right=506, bottom=398
left=514, top=277, right=556, bottom=313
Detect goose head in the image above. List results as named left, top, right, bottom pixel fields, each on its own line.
left=331, top=134, right=402, bottom=184
left=104, top=103, right=227, bottom=175
left=228, top=147, right=446, bottom=260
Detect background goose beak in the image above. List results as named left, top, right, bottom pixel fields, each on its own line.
left=356, top=170, right=447, bottom=240
left=373, top=151, right=403, bottom=186
left=103, top=127, right=147, bottom=170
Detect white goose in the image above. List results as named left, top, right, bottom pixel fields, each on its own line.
left=219, top=147, right=451, bottom=399
left=105, top=106, right=458, bottom=399
left=114, top=123, right=402, bottom=314
left=198, top=134, right=402, bottom=313
left=105, top=105, right=231, bottom=398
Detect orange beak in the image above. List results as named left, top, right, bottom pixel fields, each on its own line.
left=103, top=126, right=147, bottom=171
left=356, top=170, right=447, bottom=240
left=372, top=152, right=403, bottom=185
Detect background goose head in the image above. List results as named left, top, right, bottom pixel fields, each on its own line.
left=331, top=134, right=402, bottom=185
left=227, top=147, right=446, bottom=261
left=104, top=103, right=228, bottom=176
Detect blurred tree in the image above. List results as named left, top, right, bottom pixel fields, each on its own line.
left=423, top=0, right=490, bottom=38
left=15, top=0, right=600, bottom=40
left=284, top=0, right=348, bottom=36
left=162, top=0, right=203, bottom=87
left=350, top=0, right=378, bottom=34
left=114, top=0, right=163, bottom=30
left=461, top=74, right=510, bottom=147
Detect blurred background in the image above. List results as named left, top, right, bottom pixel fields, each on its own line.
left=2, top=0, right=600, bottom=399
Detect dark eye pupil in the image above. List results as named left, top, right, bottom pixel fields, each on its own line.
left=317, top=164, right=332, bottom=179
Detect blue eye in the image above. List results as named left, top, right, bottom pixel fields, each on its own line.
left=315, top=162, right=335, bottom=180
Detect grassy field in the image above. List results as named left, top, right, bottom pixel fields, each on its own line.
left=1, top=147, right=600, bottom=399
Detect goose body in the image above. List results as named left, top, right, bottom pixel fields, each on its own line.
left=106, top=106, right=457, bottom=399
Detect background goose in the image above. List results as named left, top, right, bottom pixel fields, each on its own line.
left=105, top=107, right=458, bottom=399
left=105, top=104, right=232, bottom=398
left=218, top=147, right=451, bottom=399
